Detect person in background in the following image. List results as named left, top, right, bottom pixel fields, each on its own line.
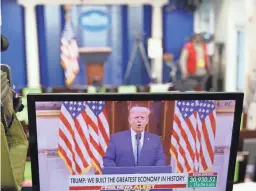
left=179, top=33, right=210, bottom=90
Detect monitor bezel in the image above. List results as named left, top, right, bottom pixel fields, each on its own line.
left=27, top=92, right=244, bottom=191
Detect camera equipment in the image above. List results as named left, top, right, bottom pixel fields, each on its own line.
left=165, top=0, right=202, bottom=12
left=1, top=64, right=24, bottom=132
left=200, top=32, right=214, bottom=43
left=124, top=33, right=153, bottom=84
left=1, top=35, right=9, bottom=52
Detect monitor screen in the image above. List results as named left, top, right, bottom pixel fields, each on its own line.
left=28, top=93, right=243, bottom=191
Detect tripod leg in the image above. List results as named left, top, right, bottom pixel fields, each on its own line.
left=124, top=43, right=138, bottom=83
left=170, top=63, right=177, bottom=82
left=138, top=43, right=152, bottom=80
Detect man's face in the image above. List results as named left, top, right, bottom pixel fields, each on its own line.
left=194, top=34, right=202, bottom=44
left=129, top=111, right=149, bottom=133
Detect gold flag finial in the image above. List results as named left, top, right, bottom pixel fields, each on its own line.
left=64, top=4, right=72, bottom=21
left=64, top=5, right=72, bottom=11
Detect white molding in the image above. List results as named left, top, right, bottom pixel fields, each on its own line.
left=18, top=0, right=168, bottom=6
left=23, top=4, right=41, bottom=87
left=151, top=4, right=164, bottom=83
left=17, top=0, right=36, bottom=7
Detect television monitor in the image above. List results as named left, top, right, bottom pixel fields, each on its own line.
left=27, top=92, right=243, bottom=191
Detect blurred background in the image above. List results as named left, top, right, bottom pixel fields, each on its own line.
left=1, top=0, right=256, bottom=190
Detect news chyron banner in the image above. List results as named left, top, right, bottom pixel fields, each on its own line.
left=69, top=173, right=218, bottom=190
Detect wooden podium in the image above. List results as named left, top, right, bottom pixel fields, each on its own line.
left=79, top=47, right=112, bottom=85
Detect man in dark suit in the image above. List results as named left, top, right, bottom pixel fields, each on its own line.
left=103, top=106, right=166, bottom=167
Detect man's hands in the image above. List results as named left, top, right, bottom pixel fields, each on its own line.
left=163, top=53, right=174, bottom=62
left=182, top=73, right=188, bottom=80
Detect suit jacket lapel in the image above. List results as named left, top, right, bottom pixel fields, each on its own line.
left=139, top=132, right=149, bottom=163
left=127, top=130, right=136, bottom=165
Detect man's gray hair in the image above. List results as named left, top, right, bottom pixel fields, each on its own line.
left=129, top=106, right=150, bottom=116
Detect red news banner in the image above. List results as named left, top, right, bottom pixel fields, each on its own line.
left=69, top=173, right=218, bottom=190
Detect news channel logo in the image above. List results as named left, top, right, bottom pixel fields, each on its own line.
left=79, top=10, right=111, bottom=32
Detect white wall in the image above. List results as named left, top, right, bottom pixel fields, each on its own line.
left=214, top=0, right=228, bottom=43
left=214, top=0, right=256, bottom=92
left=215, top=0, right=245, bottom=91
left=194, top=0, right=215, bottom=55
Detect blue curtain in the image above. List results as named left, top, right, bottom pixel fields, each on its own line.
left=121, top=6, right=128, bottom=82
left=44, top=5, right=65, bottom=86
left=143, top=5, right=152, bottom=84
left=36, top=5, right=48, bottom=87
left=107, top=6, right=123, bottom=85
left=1, top=0, right=27, bottom=88
left=163, top=6, right=194, bottom=82
left=126, top=5, right=145, bottom=85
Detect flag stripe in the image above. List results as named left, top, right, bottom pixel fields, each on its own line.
left=59, top=129, right=82, bottom=174
left=60, top=112, right=87, bottom=172
left=58, top=139, right=77, bottom=173
left=197, top=118, right=212, bottom=170
left=174, top=115, right=195, bottom=162
left=74, top=119, right=91, bottom=167
left=98, top=113, right=110, bottom=145
left=170, top=100, right=216, bottom=173
left=172, top=129, right=186, bottom=169
left=170, top=143, right=184, bottom=172
left=74, top=118, right=91, bottom=160
left=195, top=117, right=201, bottom=172
left=58, top=145, right=74, bottom=174
left=58, top=101, right=110, bottom=175
left=201, top=121, right=214, bottom=164
left=209, top=113, right=216, bottom=137
left=171, top=128, right=191, bottom=171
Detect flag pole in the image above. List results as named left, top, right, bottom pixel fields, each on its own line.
left=163, top=100, right=167, bottom=139
left=64, top=4, right=72, bottom=21
left=62, top=4, right=79, bottom=87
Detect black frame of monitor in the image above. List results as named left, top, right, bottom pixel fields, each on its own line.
left=27, top=92, right=244, bottom=191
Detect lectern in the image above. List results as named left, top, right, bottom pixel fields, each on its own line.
left=79, top=47, right=112, bottom=85
left=102, top=167, right=172, bottom=191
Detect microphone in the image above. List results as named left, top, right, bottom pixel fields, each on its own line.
left=1, top=35, right=9, bottom=52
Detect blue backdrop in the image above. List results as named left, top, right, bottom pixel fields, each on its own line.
left=2, top=0, right=27, bottom=89
left=1, top=0, right=194, bottom=88
left=163, top=6, right=194, bottom=82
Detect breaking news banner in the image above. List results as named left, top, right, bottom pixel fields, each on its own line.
left=69, top=173, right=218, bottom=190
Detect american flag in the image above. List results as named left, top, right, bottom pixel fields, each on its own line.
left=58, top=101, right=110, bottom=175
left=170, top=100, right=198, bottom=173
left=196, top=100, right=216, bottom=172
left=60, top=18, right=79, bottom=86
left=170, top=100, right=216, bottom=173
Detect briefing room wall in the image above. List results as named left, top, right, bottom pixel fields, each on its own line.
left=163, top=6, right=194, bottom=83
left=40, top=4, right=194, bottom=86
left=1, top=1, right=195, bottom=87
left=38, top=4, right=146, bottom=86
left=45, top=5, right=65, bottom=86
left=1, top=0, right=27, bottom=88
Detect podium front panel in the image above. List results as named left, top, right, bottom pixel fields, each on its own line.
left=86, top=63, right=104, bottom=85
